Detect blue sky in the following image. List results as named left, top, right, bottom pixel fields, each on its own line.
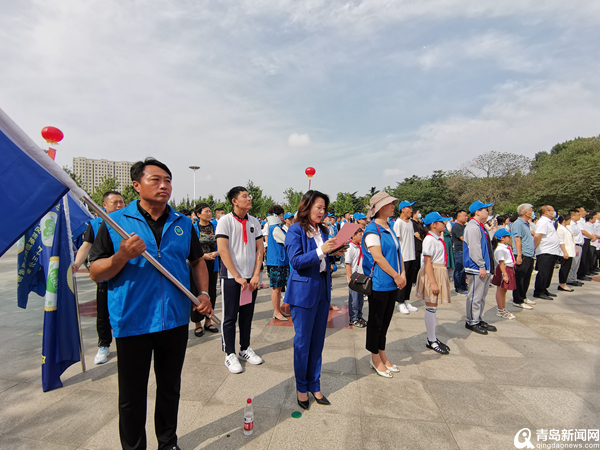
left=2, top=0, right=599, bottom=203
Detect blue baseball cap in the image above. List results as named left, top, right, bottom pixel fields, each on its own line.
left=328, top=213, right=334, bottom=217
left=284, top=212, right=293, bottom=219
left=423, top=212, right=451, bottom=226
left=353, top=213, right=367, bottom=220
left=469, top=200, right=494, bottom=214
left=398, top=200, right=416, bottom=210
left=494, top=229, right=517, bottom=239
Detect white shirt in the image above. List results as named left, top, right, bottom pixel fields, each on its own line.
left=393, top=218, right=416, bottom=261
left=215, top=213, right=263, bottom=278
left=580, top=220, right=595, bottom=242
left=557, top=224, right=576, bottom=258
left=494, top=243, right=515, bottom=268
left=535, top=216, right=561, bottom=256
left=568, top=221, right=584, bottom=245
left=310, top=226, right=327, bottom=272
left=262, top=222, right=269, bottom=246
left=346, top=242, right=364, bottom=275
left=592, top=221, right=600, bottom=249
left=422, top=232, right=446, bottom=265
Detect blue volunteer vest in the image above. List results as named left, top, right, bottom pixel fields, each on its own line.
left=266, top=224, right=289, bottom=266
left=361, top=221, right=402, bottom=292
left=104, top=201, right=192, bottom=338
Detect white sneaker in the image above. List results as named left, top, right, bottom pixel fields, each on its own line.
left=524, top=298, right=536, bottom=305
left=405, top=301, right=418, bottom=312
left=397, top=303, right=410, bottom=314
left=512, top=302, right=533, bottom=310
left=239, top=347, right=264, bottom=365
left=225, top=353, right=243, bottom=373
left=94, top=347, right=110, bottom=365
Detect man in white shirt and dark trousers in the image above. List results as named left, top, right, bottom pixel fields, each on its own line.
left=216, top=186, right=265, bottom=374
left=533, top=205, right=561, bottom=300
left=393, top=200, right=419, bottom=314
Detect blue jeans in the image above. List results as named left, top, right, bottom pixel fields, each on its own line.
left=453, top=251, right=467, bottom=292
left=348, top=288, right=364, bottom=322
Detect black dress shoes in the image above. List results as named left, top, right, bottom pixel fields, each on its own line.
left=297, top=396, right=310, bottom=410
left=544, top=292, right=557, bottom=297
left=479, top=321, right=497, bottom=332
left=310, top=392, right=331, bottom=405
left=558, top=286, right=574, bottom=292
left=567, top=281, right=583, bottom=286
left=534, top=293, right=553, bottom=300
left=465, top=323, right=488, bottom=335
left=578, top=276, right=592, bottom=281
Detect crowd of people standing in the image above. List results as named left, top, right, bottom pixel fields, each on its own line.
left=77, top=157, right=599, bottom=450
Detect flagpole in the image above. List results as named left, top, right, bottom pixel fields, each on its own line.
left=63, top=196, right=87, bottom=372
left=82, top=195, right=221, bottom=325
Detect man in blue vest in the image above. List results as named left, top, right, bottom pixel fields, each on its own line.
left=89, top=158, right=212, bottom=450
left=463, top=200, right=497, bottom=335
left=73, top=190, right=125, bottom=364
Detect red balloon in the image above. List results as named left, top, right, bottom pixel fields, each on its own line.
left=41, top=126, right=64, bottom=144
left=305, top=167, right=316, bottom=178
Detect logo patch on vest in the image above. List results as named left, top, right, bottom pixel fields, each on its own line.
left=174, top=226, right=184, bottom=236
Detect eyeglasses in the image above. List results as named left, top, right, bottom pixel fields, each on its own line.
left=238, top=194, right=252, bottom=200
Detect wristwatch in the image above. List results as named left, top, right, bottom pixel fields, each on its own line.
left=200, top=291, right=210, bottom=298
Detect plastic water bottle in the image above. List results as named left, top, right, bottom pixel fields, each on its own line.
left=243, top=398, right=254, bottom=436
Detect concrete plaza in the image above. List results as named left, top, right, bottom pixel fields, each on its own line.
left=0, top=244, right=599, bottom=450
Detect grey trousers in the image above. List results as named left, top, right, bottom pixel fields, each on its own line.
left=466, top=273, right=491, bottom=325
left=567, top=245, right=582, bottom=283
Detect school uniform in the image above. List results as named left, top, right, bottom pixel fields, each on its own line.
left=416, top=233, right=451, bottom=303
left=491, top=243, right=517, bottom=290
left=394, top=218, right=417, bottom=302
left=284, top=223, right=332, bottom=393
left=346, top=242, right=364, bottom=322
left=215, top=212, right=263, bottom=355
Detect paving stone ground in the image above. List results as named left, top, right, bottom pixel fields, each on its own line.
left=0, top=244, right=599, bottom=450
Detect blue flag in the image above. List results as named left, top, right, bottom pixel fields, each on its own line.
left=41, top=200, right=81, bottom=392
left=0, top=117, right=69, bottom=258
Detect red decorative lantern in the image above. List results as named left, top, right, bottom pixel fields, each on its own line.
left=305, top=167, right=316, bottom=190
left=41, top=126, right=64, bottom=145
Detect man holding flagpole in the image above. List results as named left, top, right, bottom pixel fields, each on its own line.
left=89, top=158, right=212, bottom=450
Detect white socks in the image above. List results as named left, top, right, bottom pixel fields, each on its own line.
left=425, top=306, right=437, bottom=342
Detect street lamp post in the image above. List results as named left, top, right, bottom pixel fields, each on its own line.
left=189, top=166, right=200, bottom=200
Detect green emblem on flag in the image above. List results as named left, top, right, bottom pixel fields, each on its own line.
left=175, top=226, right=183, bottom=236
left=41, top=211, right=58, bottom=247
left=45, top=256, right=59, bottom=311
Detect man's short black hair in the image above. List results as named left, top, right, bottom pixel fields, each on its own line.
left=180, top=208, right=191, bottom=216
left=214, top=207, right=225, bottom=213
left=130, top=157, right=172, bottom=182
left=194, top=203, right=211, bottom=215
left=268, top=205, right=284, bottom=216
left=103, top=190, right=122, bottom=201
left=455, top=210, right=467, bottom=219
left=227, top=186, right=248, bottom=204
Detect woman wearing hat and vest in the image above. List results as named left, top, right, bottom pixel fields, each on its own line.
left=285, top=190, right=346, bottom=409
left=361, top=192, right=406, bottom=378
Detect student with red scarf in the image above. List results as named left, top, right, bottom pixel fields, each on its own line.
left=345, top=227, right=366, bottom=328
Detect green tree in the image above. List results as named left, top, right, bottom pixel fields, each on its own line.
left=332, top=192, right=357, bottom=216
left=122, top=184, right=139, bottom=205
left=246, top=180, right=265, bottom=217
left=90, top=176, right=120, bottom=206
left=282, top=187, right=304, bottom=213
left=531, top=136, right=600, bottom=210
left=62, top=166, right=86, bottom=192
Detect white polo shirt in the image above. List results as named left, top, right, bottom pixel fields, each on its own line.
left=216, top=212, right=263, bottom=278
left=393, top=218, right=416, bottom=262
left=494, top=243, right=515, bottom=268
left=346, top=242, right=364, bottom=275
left=535, top=216, right=561, bottom=256
left=422, top=233, right=446, bottom=265
left=568, top=221, right=584, bottom=245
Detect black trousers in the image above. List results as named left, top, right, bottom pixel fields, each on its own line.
left=512, top=255, right=534, bottom=304
left=397, top=259, right=418, bottom=302
left=96, top=282, right=112, bottom=347
left=366, top=289, right=397, bottom=354
left=558, top=257, right=573, bottom=284
left=116, top=324, right=188, bottom=450
left=221, top=277, right=257, bottom=355
left=190, top=260, right=218, bottom=323
left=534, top=254, right=558, bottom=296
left=578, top=239, right=591, bottom=278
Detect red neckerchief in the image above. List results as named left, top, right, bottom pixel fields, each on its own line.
left=232, top=212, right=248, bottom=246
left=351, top=241, right=363, bottom=265
left=503, top=243, right=516, bottom=266
left=428, top=232, right=447, bottom=265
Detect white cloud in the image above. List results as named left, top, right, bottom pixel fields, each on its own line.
left=287, top=133, right=311, bottom=147
left=383, top=168, right=404, bottom=178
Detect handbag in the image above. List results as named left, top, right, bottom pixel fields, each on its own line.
left=348, top=223, right=383, bottom=296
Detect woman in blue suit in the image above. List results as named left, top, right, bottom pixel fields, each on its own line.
left=285, top=190, right=343, bottom=410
